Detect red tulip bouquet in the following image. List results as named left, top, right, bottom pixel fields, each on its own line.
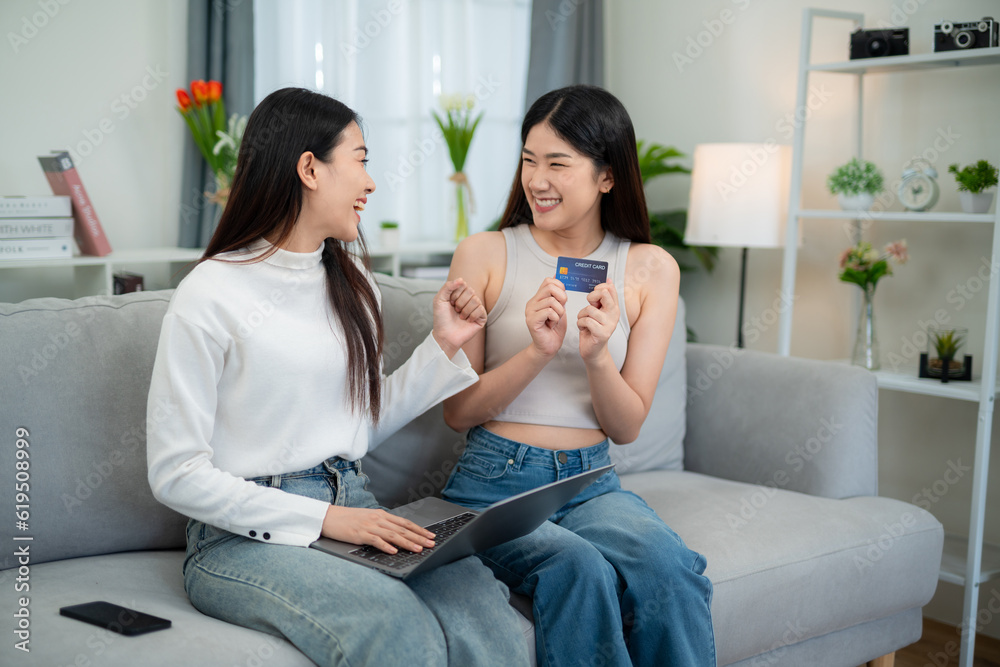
left=175, top=80, right=246, bottom=205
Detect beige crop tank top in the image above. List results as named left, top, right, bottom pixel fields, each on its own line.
left=484, top=224, right=631, bottom=429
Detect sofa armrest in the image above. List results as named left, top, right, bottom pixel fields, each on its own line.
left=683, top=344, right=878, bottom=499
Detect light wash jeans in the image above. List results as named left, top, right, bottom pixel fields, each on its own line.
left=442, top=426, right=716, bottom=667
left=183, top=457, right=530, bottom=667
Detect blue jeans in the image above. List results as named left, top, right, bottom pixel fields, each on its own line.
left=183, top=457, right=530, bottom=667
left=442, top=426, right=716, bottom=667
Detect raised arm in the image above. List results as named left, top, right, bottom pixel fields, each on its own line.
left=442, top=232, right=562, bottom=431
left=581, top=243, right=680, bottom=444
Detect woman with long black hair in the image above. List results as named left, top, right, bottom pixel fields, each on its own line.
left=441, top=85, right=716, bottom=666
left=146, top=87, right=529, bottom=666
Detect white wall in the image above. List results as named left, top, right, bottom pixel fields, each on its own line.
left=607, top=0, right=1000, bottom=640
left=0, top=0, right=188, bottom=301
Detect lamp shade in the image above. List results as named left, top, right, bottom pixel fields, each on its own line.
left=685, top=143, right=792, bottom=248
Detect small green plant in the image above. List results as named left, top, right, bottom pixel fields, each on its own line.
left=827, top=158, right=884, bottom=196
left=948, top=160, right=999, bottom=194
left=931, top=329, right=965, bottom=360
left=380, top=220, right=399, bottom=229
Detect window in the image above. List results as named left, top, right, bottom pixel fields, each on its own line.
left=254, top=0, right=530, bottom=242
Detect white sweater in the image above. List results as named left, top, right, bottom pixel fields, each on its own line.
left=146, top=240, right=477, bottom=547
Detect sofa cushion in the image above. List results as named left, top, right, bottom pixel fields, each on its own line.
left=0, top=292, right=187, bottom=569
left=608, top=296, right=686, bottom=473
left=621, top=470, right=943, bottom=666
left=1, top=550, right=314, bottom=666
left=366, top=275, right=464, bottom=507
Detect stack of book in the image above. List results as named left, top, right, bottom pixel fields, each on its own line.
left=0, top=195, right=74, bottom=260
left=37, top=150, right=112, bottom=256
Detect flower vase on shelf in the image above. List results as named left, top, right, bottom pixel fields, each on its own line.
left=450, top=174, right=470, bottom=242
left=852, top=285, right=879, bottom=370
left=433, top=94, right=482, bottom=243
left=838, top=239, right=908, bottom=372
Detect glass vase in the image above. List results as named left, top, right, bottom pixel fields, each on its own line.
left=452, top=177, right=469, bottom=242
left=851, top=285, right=879, bottom=370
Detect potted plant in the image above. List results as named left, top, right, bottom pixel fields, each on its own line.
left=923, top=326, right=971, bottom=383
left=379, top=220, right=400, bottom=249
left=948, top=160, right=998, bottom=214
left=827, top=158, right=884, bottom=211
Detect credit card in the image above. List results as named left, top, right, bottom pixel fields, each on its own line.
left=555, top=256, right=609, bottom=293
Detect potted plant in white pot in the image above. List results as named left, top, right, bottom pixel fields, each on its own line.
left=379, top=220, right=400, bottom=249
left=948, top=160, right=998, bottom=214
left=827, top=157, right=884, bottom=211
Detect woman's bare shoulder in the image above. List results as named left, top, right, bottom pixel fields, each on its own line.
left=626, top=242, right=680, bottom=288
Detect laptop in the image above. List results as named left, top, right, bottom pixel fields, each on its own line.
left=310, top=464, right=613, bottom=579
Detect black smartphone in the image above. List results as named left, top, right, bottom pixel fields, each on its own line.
left=59, top=601, right=171, bottom=636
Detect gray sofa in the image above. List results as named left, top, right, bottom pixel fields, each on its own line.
left=0, top=273, right=943, bottom=666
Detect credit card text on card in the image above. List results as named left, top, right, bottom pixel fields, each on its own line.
left=555, top=257, right=609, bottom=293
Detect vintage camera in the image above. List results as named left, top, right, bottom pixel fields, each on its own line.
left=934, top=17, right=999, bottom=51
left=850, top=27, right=909, bottom=59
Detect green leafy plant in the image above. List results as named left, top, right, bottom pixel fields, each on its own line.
left=948, top=160, right=999, bottom=194
left=380, top=220, right=399, bottom=229
left=432, top=94, right=483, bottom=240
left=931, top=329, right=965, bottom=360
left=637, top=141, right=718, bottom=274
left=827, top=158, right=884, bottom=196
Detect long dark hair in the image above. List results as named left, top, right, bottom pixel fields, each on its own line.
left=202, top=87, right=384, bottom=422
left=499, top=85, right=650, bottom=243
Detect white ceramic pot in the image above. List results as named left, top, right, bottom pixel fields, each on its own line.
left=380, top=227, right=400, bottom=249
left=837, top=192, right=875, bottom=211
left=959, top=190, right=995, bottom=214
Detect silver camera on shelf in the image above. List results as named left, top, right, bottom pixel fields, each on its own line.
left=934, top=17, right=999, bottom=51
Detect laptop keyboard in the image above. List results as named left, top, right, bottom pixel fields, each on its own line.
left=348, top=512, right=477, bottom=570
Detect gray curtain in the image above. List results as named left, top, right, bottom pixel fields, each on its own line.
left=524, top=0, right=604, bottom=112
left=178, top=0, right=255, bottom=249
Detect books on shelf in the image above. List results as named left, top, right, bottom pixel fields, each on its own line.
left=0, top=218, right=74, bottom=239
left=37, top=150, right=112, bottom=257
left=0, top=238, right=72, bottom=260
left=0, top=204, right=75, bottom=260
left=0, top=195, right=72, bottom=218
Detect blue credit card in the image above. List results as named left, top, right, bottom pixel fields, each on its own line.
left=555, top=256, right=609, bottom=293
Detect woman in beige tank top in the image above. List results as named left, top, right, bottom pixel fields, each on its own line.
left=440, top=85, right=716, bottom=666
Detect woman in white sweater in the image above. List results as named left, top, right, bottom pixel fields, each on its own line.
left=146, top=87, right=529, bottom=666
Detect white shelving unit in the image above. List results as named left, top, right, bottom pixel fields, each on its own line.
left=368, top=240, right=457, bottom=278
left=0, top=242, right=459, bottom=301
left=0, top=247, right=205, bottom=298
left=777, top=10, right=1000, bottom=667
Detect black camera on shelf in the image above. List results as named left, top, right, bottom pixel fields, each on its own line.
left=934, top=17, right=999, bottom=52
left=850, top=27, right=909, bottom=59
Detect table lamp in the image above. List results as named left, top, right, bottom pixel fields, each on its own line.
left=685, top=143, right=792, bottom=348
